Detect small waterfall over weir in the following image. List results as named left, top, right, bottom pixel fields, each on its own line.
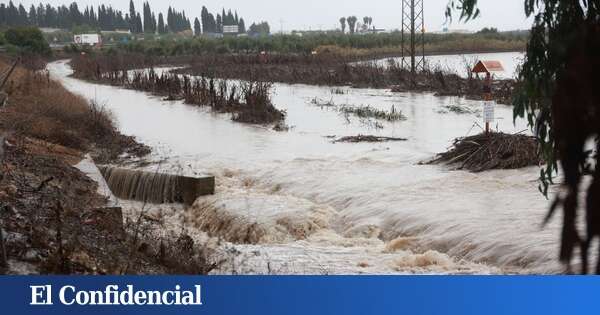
left=99, top=166, right=215, bottom=205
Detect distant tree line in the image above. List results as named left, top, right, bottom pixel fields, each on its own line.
left=477, top=27, right=499, bottom=34
left=0, top=1, right=260, bottom=36
left=114, top=30, right=528, bottom=57
left=200, top=6, right=247, bottom=34
left=248, top=22, right=270, bottom=36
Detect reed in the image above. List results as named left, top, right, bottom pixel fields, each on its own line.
left=71, top=56, right=285, bottom=125
left=339, top=105, right=406, bottom=122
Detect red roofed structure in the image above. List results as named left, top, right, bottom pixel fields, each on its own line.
left=472, top=60, right=505, bottom=73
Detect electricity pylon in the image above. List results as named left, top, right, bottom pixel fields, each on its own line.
left=401, top=0, right=425, bottom=74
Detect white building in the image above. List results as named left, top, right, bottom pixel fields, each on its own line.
left=74, top=34, right=102, bottom=46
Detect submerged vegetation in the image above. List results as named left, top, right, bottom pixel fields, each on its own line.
left=68, top=45, right=516, bottom=106
left=310, top=97, right=406, bottom=124
left=437, top=104, right=475, bottom=115
left=338, top=105, right=406, bottom=122
left=171, top=54, right=514, bottom=104
left=310, top=98, right=405, bottom=130
left=70, top=55, right=285, bottom=125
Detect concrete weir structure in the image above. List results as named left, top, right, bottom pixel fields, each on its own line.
left=98, top=166, right=215, bottom=205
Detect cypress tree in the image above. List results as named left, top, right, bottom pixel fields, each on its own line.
left=158, top=13, right=165, bottom=34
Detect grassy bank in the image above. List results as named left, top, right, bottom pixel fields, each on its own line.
left=0, top=58, right=149, bottom=163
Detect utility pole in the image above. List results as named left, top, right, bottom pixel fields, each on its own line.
left=401, top=0, right=425, bottom=74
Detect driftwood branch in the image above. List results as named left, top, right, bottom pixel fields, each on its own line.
left=333, top=135, right=408, bottom=143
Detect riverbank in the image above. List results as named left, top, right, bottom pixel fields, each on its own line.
left=0, top=58, right=217, bottom=274
left=70, top=51, right=516, bottom=106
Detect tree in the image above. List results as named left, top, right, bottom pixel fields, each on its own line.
left=143, top=2, right=153, bottom=34
left=216, top=14, right=222, bottom=33
left=446, top=0, right=600, bottom=273
left=4, top=26, right=51, bottom=56
left=135, top=12, right=142, bottom=34
left=206, top=13, right=216, bottom=33
left=194, top=17, right=201, bottom=36
left=238, top=18, right=246, bottom=33
left=347, top=16, right=357, bottom=34
left=129, top=0, right=138, bottom=33
left=201, top=6, right=209, bottom=33
left=339, top=17, right=346, bottom=33
left=17, top=4, right=27, bottom=26
left=151, top=12, right=157, bottom=33
left=248, top=21, right=270, bottom=36
left=158, top=13, right=166, bottom=34
left=477, top=27, right=498, bottom=34
left=28, top=4, right=36, bottom=25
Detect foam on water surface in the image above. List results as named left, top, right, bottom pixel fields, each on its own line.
left=50, top=58, right=566, bottom=274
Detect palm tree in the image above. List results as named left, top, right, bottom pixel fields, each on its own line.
left=347, top=16, right=357, bottom=34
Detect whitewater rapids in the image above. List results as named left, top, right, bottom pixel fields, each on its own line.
left=50, top=53, right=566, bottom=274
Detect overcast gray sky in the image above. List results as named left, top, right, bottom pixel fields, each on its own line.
left=17, top=0, right=533, bottom=32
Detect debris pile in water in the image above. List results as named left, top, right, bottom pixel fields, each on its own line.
left=333, top=135, right=408, bottom=143
left=429, top=132, right=541, bottom=172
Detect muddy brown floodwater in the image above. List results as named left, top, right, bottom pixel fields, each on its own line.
left=49, top=55, right=569, bottom=275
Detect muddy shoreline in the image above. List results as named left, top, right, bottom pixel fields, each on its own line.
left=0, top=59, right=218, bottom=275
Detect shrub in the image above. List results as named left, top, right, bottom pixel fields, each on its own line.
left=4, top=27, right=52, bottom=56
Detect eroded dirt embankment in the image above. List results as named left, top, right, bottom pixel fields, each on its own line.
left=0, top=59, right=214, bottom=275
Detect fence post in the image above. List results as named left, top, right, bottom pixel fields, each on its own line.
left=484, top=72, right=492, bottom=135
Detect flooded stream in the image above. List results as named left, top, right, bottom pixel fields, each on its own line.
left=371, top=51, right=525, bottom=79
left=49, top=55, right=563, bottom=274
